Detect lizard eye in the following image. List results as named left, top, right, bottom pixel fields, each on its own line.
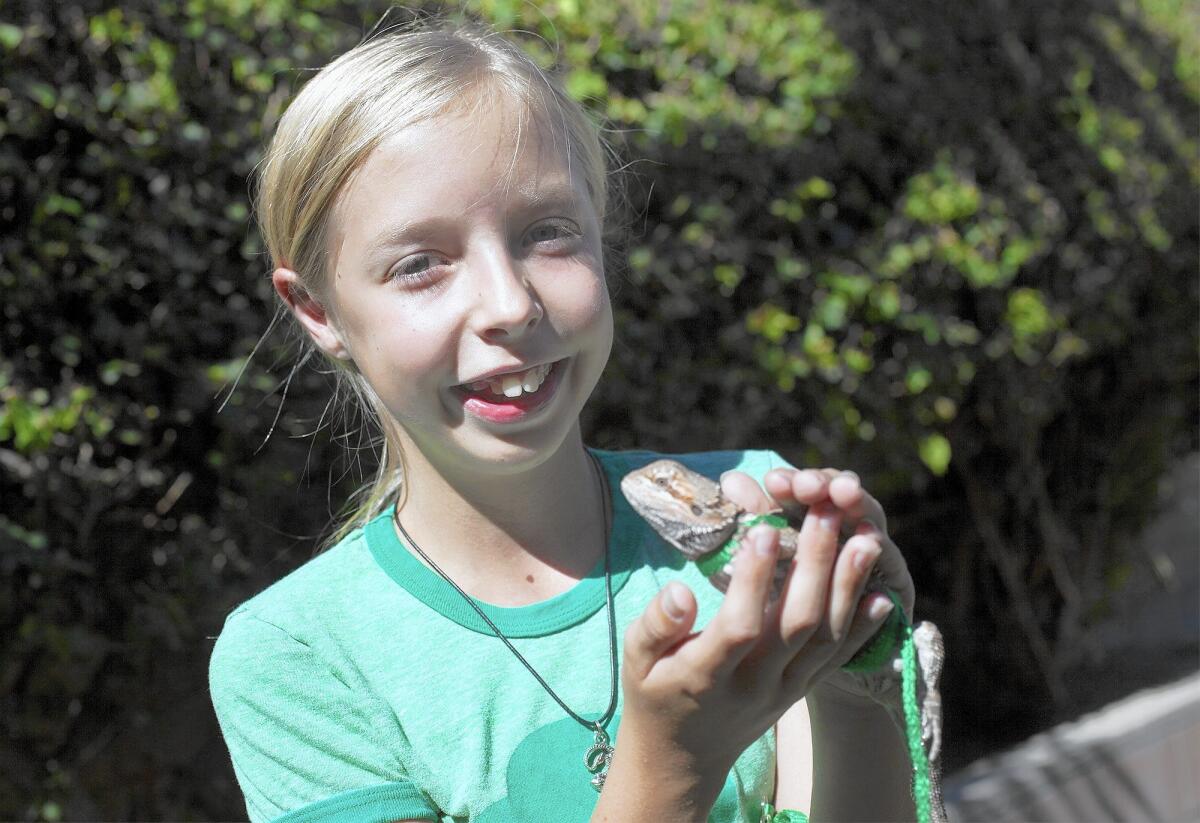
left=655, top=477, right=668, bottom=486
left=690, top=504, right=703, bottom=515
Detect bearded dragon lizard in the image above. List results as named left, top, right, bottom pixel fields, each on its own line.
left=621, top=459, right=947, bottom=823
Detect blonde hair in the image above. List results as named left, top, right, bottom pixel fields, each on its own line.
left=253, top=20, right=613, bottom=549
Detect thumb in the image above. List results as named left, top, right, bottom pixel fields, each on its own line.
left=623, top=581, right=697, bottom=681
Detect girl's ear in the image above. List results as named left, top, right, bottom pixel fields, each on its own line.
left=272, top=267, right=351, bottom=360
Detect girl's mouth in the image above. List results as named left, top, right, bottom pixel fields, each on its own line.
left=455, top=359, right=567, bottom=423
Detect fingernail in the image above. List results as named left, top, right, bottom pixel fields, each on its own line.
left=834, top=474, right=860, bottom=495
left=817, top=505, right=840, bottom=531
left=855, top=520, right=878, bottom=538
left=853, top=545, right=879, bottom=574
left=795, top=471, right=822, bottom=494
left=751, top=526, right=775, bottom=556
left=664, top=583, right=687, bottom=620
left=867, top=595, right=894, bottom=622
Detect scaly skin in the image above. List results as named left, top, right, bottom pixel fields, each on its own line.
left=621, top=459, right=947, bottom=823
left=913, top=621, right=945, bottom=821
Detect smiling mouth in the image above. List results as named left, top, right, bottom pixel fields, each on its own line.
left=461, top=361, right=555, bottom=399
left=454, top=359, right=567, bottom=419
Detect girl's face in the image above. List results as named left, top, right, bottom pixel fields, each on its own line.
left=304, top=96, right=613, bottom=477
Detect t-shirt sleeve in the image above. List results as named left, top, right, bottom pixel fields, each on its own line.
left=209, top=609, right=439, bottom=823
left=765, top=449, right=800, bottom=472
left=727, top=448, right=800, bottom=480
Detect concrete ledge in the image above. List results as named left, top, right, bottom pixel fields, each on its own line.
left=944, top=673, right=1200, bottom=822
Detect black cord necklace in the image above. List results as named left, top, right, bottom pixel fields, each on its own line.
left=392, top=450, right=618, bottom=791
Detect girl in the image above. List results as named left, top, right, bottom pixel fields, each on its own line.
left=209, top=18, right=918, bottom=823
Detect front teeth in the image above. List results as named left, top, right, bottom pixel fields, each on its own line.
left=501, top=375, right=524, bottom=398
left=474, top=363, right=553, bottom=399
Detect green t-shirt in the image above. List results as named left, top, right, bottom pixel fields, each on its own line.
left=209, top=448, right=797, bottom=822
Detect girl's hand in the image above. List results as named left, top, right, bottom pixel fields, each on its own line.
left=612, top=471, right=898, bottom=809
left=760, top=466, right=916, bottom=705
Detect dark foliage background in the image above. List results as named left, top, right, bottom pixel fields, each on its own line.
left=1, top=0, right=1196, bottom=819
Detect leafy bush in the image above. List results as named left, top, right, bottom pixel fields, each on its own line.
left=1, top=0, right=1195, bottom=818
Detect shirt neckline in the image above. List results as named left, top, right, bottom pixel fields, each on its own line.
left=364, top=448, right=639, bottom=638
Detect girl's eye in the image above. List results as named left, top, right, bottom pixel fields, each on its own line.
left=389, top=254, right=442, bottom=283
left=524, top=220, right=580, bottom=248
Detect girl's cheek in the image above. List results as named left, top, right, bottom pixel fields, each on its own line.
left=589, top=280, right=615, bottom=333
left=554, top=267, right=610, bottom=319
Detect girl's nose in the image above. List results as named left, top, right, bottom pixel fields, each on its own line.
left=471, top=244, right=543, bottom=341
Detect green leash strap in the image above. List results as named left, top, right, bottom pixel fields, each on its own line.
left=841, top=591, right=906, bottom=672
left=900, top=607, right=934, bottom=823
left=695, top=514, right=789, bottom=578
left=759, top=802, right=808, bottom=823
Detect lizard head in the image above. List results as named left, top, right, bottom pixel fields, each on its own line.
left=620, top=459, right=740, bottom=559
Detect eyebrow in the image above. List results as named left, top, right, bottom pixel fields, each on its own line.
left=360, top=181, right=584, bottom=265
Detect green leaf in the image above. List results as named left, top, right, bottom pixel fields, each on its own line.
left=746, top=303, right=801, bottom=343
left=0, top=23, right=23, bottom=50
left=905, top=367, right=932, bottom=394
left=919, top=434, right=952, bottom=475
left=565, top=68, right=607, bottom=101
left=713, top=264, right=743, bottom=295
left=871, top=284, right=900, bottom=319
left=816, top=293, right=848, bottom=329
left=28, top=82, right=56, bottom=108
left=797, top=177, right=834, bottom=199
left=843, top=347, right=873, bottom=374
left=1006, top=288, right=1053, bottom=340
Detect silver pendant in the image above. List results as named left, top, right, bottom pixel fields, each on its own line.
left=584, top=725, right=614, bottom=791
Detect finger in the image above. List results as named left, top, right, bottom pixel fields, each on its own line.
left=786, top=591, right=898, bottom=691
left=827, top=472, right=888, bottom=533
left=764, top=468, right=833, bottom=507
left=695, top=525, right=779, bottom=674
left=769, top=468, right=890, bottom=541
left=828, top=590, right=898, bottom=672
left=826, top=531, right=881, bottom=642
left=765, top=467, right=850, bottom=510
left=623, top=581, right=697, bottom=681
left=763, top=469, right=804, bottom=512
left=720, top=470, right=776, bottom=514
left=777, top=501, right=843, bottom=648
left=855, top=522, right=915, bottom=618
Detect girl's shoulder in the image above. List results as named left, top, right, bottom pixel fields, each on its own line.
left=213, top=521, right=385, bottom=646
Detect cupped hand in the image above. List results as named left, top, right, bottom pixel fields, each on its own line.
left=615, top=470, right=898, bottom=796
left=759, top=465, right=917, bottom=705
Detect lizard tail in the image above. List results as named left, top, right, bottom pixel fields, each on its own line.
left=904, top=619, right=948, bottom=823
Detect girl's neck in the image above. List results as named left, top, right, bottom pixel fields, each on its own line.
left=391, top=428, right=609, bottom=606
